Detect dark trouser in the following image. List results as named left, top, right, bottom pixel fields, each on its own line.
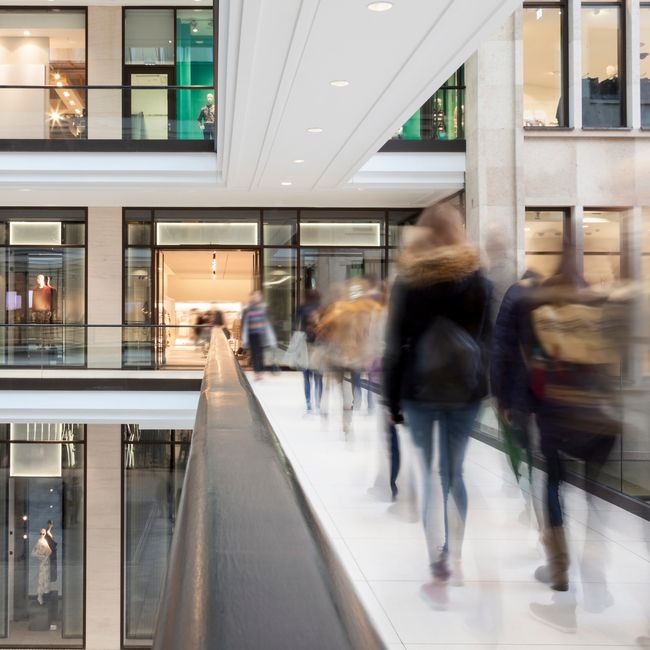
left=248, top=332, right=265, bottom=372
left=538, top=411, right=616, bottom=528
left=303, top=370, right=323, bottom=408
left=387, top=422, right=400, bottom=494
left=203, top=124, right=215, bottom=140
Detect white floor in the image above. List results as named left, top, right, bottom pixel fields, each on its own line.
left=250, top=372, right=650, bottom=650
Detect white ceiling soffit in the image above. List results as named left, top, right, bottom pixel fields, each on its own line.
left=220, top=0, right=520, bottom=192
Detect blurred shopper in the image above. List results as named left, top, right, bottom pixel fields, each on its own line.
left=491, top=269, right=543, bottom=527
left=242, top=290, right=277, bottom=380
left=294, top=289, right=323, bottom=413
left=523, top=249, right=625, bottom=594
left=383, top=203, right=492, bottom=584
left=316, top=280, right=383, bottom=436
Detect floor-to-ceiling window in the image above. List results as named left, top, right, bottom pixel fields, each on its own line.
left=523, top=2, right=568, bottom=127
left=524, top=208, right=568, bottom=276
left=0, top=209, right=86, bottom=368
left=0, top=423, right=85, bottom=647
left=0, top=8, right=87, bottom=140
left=122, top=426, right=191, bottom=647
left=123, top=8, right=215, bottom=141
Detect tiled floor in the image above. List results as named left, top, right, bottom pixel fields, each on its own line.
left=250, top=372, right=650, bottom=650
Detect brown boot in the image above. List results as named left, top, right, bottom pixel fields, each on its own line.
left=535, top=526, right=569, bottom=591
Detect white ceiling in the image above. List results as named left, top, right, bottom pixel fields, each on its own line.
left=0, top=0, right=521, bottom=207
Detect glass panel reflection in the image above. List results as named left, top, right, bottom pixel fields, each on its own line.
left=0, top=423, right=84, bottom=647
left=582, top=5, right=624, bottom=128
left=263, top=248, right=296, bottom=348
left=123, top=426, right=191, bottom=646
left=523, top=6, right=565, bottom=127
left=524, top=209, right=566, bottom=277
left=583, top=209, right=621, bottom=287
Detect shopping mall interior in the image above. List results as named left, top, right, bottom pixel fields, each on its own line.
left=0, top=0, right=649, bottom=649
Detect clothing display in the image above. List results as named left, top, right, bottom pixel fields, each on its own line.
left=31, top=531, right=52, bottom=605
left=197, top=99, right=215, bottom=141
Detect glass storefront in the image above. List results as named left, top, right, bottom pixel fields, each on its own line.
left=582, top=3, right=624, bottom=128
left=0, top=9, right=87, bottom=140
left=123, top=8, right=215, bottom=142
left=0, top=423, right=85, bottom=647
left=122, top=426, right=191, bottom=647
left=0, top=209, right=86, bottom=367
left=583, top=209, right=622, bottom=287
left=523, top=3, right=567, bottom=127
left=391, top=68, right=464, bottom=141
left=641, top=5, right=650, bottom=126
left=122, top=207, right=430, bottom=367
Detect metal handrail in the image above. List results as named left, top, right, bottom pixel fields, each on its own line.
left=152, top=331, right=387, bottom=650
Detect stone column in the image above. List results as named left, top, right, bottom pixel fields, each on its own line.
left=85, top=425, right=121, bottom=650
left=87, top=7, right=122, bottom=139
left=87, top=207, right=122, bottom=368
left=465, top=12, right=525, bottom=309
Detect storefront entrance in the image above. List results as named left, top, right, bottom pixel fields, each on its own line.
left=154, top=249, right=258, bottom=367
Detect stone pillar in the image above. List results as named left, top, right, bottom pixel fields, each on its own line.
left=86, top=425, right=121, bottom=650
left=87, top=7, right=122, bottom=139
left=87, top=207, right=122, bottom=368
left=465, top=12, right=524, bottom=309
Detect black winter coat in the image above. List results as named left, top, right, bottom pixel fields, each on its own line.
left=382, top=244, right=492, bottom=420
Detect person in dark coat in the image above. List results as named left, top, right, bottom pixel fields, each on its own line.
left=294, top=289, right=323, bottom=412
left=383, top=202, right=492, bottom=585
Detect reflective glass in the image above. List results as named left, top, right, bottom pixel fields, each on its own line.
left=176, top=9, right=215, bottom=141
left=0, top=425, right=85, bottom=647
left=123, top=249, right=153, bottom=368
left=0, top=10, right=86, bottom=140
left=300, top=249, right=383, bottom=303
left=641, top=8, right=650, bottom=126
left=523, top=6, right=565, bottom=127
left=388, top=210, right=419, bottom=248
left=127, top=222, right=152, bottom=247
left=583, top=209, right=621, bottom=287
left=524, top=209, right=566, bottom=278
left=263, top=210, right=297, bottom=246
left=263, top=248, right=297, bottom=348
left=123, top=427, right=191, bottom=644
left=124, top=10, right=174, bottom=66
left=582, top=5, right=624, bottom=127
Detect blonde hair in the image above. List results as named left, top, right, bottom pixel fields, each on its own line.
left=413, top=202, right=466, bottom=248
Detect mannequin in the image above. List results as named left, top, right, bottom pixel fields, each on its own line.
left=31, top=529, right=51, bottom=606
left=45, top=520, right=58, bottom=630
left=31, top=274, right=55, bottom=324
left=197, top=93, right=215, bottom=141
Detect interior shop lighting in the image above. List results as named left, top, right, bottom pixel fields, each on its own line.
left=212, top=252, right=217, bottom=279
left=49, top=111, right=61, bottom=121
left=56, top=81, right=63, bottom=87
left=536, top=8, right=543, bottom=20
left=306, top=127, right=323, bottom=133
left=367, top=2, right=393, bottom=11
left=583, top=216, right=608, bottom=223
left=191, top=21, right=199, bottom=33
left=74, top=109, right=81, bottom=115
left=53, top=73, right=61, bottom=80
left=63, top=91, right=70, bottom=97
left=69, top=100, right=75, bottom=106
left=23, top=30, right=30, bottom=36
left=330, top=80, right=350, bottom=87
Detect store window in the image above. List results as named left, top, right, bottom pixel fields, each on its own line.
left=300, top=211, right=385, bottom=247
left=0, top=9, right=87, bottom=140
left=122, top=426, right=191, bottom=646
left=391, top=68, right=464, bottom=141
left=583, top=209, right=622, bottom=286
left=523, top=3, right=567, bottom=127
left=0, top=209, right=86, bottom=367
left=0, top=423, right=85, bottom=647
left=640, top=6, right=650, bottom=127
left=582, top=3, right=625, bottom=128
left=123, top=8, right=215, bottom=142
left=524, top=209, right=568, bottom=277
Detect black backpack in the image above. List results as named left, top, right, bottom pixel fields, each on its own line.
left=412, top=316, right=482, bottom=403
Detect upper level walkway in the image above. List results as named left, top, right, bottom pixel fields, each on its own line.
left=249, top=372, right=650, bottom=649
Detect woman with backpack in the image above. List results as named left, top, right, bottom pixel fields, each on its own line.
left=383, top=202, right=492, bottom=587
left=294, top=289, right=323, bottom=413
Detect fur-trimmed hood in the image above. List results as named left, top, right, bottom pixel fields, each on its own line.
left=397, top=244, right=481, bottom=287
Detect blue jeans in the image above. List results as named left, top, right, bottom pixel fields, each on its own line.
left=403, top=400, right=480, bottom=566
left=303, top=370, right=323, bottom=409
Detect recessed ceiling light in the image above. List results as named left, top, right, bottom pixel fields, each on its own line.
left=23, top=30, right=30, bottom=36
left=293, top=159, right=305, bottom=164
left=330, top=80, right=350, bottom=87
left=306, top=127, right=323, bottom=133
left=281, top=181, right=292, bottom=186
left=63, top=91, right=70, bottom=97
left=56, top=81, right=63, bottom=87
left=69, top=100, right=75, bottom=106
left=75, top=109, right=81, bottom=114
left=53, top=73, right=61, bottom=80
left=367, top=2, right=393, bottom=12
